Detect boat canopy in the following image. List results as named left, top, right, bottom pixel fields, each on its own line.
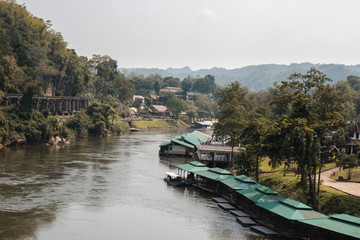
left=165, top=172, right=180, bottom=178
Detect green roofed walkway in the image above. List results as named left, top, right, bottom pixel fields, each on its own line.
left=256, top=199, right=327, bottom=221
left=299, top=214, right=360, bottom=239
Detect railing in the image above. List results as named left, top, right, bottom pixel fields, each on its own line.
left=1, top=94, right=91, bottom=115
left=199, top=154, right=229, bottom=162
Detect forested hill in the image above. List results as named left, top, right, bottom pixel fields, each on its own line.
left=121, top=63, right=360, bottom=91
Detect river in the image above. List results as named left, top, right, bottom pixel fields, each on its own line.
left=0, top=131, right=264, bottom=240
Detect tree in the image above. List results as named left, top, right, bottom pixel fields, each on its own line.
left=234, top=146, right=257, bottom=176
left=186, top=110, right=197, bottom=123
left=181, top=77, right=192, bottom=93
left=266, top=68, right=346, bottom=209
left=153, top=80, right=161, bottom=94
left=215, top=82, right=250, bottom=162
left=336, top=153, right=359, bottom=180
left=192, top=75, right=217, bottom=94
left=163, top=77, right=180, bottom=87
left=166, top=96, right=188, bottom=121
left=133, top=98, right=143, bottom=109
left=113, top=73, right=135, bottom=103
left=240, top=116, right=268, bottom=182
left=144, top=97, right=152, bottom=108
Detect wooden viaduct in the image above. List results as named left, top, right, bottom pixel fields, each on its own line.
left=2, top=94, right=91, bottom=115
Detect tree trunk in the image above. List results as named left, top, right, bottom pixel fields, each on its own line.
left=256, top=155, right=259, bottom=182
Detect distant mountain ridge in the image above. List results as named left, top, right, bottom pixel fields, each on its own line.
left=120, top=63, right=360, bottom=91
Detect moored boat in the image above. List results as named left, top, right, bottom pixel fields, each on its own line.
left=164, top=172, right=187, bottom=186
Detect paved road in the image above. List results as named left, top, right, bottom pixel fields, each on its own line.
left=320, top=168, right=360, bottom=197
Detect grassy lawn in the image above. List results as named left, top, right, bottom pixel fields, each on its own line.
left=259, top=157, right=297, bottom=173
left=259, top=171, right=360, bottom=217
left=260, top=157, right=337, bottom=173
left=132, top=119, right=189, bottom=130
left=330, top=167, right=360, bottom=182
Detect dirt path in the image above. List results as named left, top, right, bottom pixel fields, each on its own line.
left=320, top=168, right=360, bottom=197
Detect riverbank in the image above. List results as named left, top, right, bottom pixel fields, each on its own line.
left=131, top=119, right=190, bottom=131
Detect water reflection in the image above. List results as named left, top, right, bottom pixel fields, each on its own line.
left=0, top=132, right=263, bottom=240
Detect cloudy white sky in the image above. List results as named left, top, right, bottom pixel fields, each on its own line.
left=17, top=0, right=360, bottom=70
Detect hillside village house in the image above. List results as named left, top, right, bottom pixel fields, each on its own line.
left=160, top=87, right=183, bottom=97
left=337, top=122, right=360, bottom=154
left=150, top=104, right=169, bottom=116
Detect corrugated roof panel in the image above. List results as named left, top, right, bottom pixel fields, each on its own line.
left=159, top=141, right=172, bottom=147
left=221, top=178, right=259, bottom=190
left=256, top=185, right=278, bottom=195
left=330, top=214, right=360, bottom=226
left=257, top=202, right=326, bottom=220
left=196, top=170, right=234, bottom=181
left=188, top=161, right=206, bottom=167
left=171, top=139, right=194, bottom=149
left=210, top=168, right=233, bottom=175
left=176, top=163, right=209, bottom=173
left=300, top=217, right=360, bottom=239
left=182, top=135, right=199, bottom=146
left=192, top=130, right=212, bottom=139
left=280, top=198, right=312, bottom=210
left=235, top=175, right=257, bottom=183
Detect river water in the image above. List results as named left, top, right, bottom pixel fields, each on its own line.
left=0, top=131, right=263, bottom=240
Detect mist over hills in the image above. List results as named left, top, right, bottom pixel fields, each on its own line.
left=120, top=63, right=360, bottom=91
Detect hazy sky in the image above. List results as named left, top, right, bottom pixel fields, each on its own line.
left=17, top=0, right=360, bottom=70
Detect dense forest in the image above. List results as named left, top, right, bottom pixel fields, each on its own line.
left=0, top=1, right=220, bottom=146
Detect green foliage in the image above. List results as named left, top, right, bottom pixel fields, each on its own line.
left=109, top=121, right=130, bottom=135
left=85, top=102, right=116, bottom=128
left=192, top=75, right=217, bottom=94
left=215, top=82, right=250, bottom=150
left=133, top=98, right=143, bottom=109
left=159, top=91, right=175, bottom=105
left=0, top=106, right=65, bottom=144
left=265, top=68, right=346, bottom=209
left=65, top=112, right=91, bottom=138
left=166, top=96, right=188, bottom=121
left=336, top=153, right=359, bottom=179
left=89, top=121, right=107, bottom=136
left=234, top=148, right=257, bottom=176
left=0, top=1, right=91, bottom=96
left=181, top=77, right=192, bottom=93
left=163, top=76, right=180, bottom=87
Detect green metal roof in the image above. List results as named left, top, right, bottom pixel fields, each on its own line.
left=160, top=131, right=212, bottom=149
left=330, top=214, right=360, bottom=226
left=171, top=138, right=194, bottom=149
left=196, top=169, right=234, bottom=181
left=182, top=134, right=200, bottom=146
left=220, top=178, right=257, bottom=190
left=192, top=130, right=212, bottom=140
left=256, top=201, right=326, bottom=220
left=209, top=167, right=232, bottom=175
left=159, top=141, right=172, bottom=147
left=241, top=190, right=285, bottom=203
left=176, top=163, right=209, bottom=173
left=256, top=185, right=278, bottom=195
left=235, top=175, right=257, bottom=183
left=188, top=161, right=207, bottom=167
left=280, top=198, right=312, bottom=210
left=300, top=217, right=360, bottom=239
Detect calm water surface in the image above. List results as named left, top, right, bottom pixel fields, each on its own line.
left=0, top=131, right=264, bottom=240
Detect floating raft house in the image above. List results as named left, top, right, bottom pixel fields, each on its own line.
left=175, top=161, right=360, bottom=239
left=159, top=131, right=212, bottom=157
